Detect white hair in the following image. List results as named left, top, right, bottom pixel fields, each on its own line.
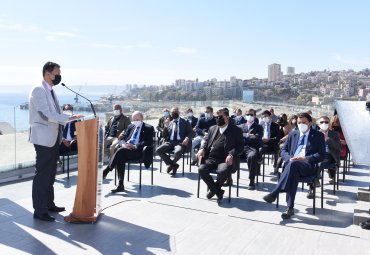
left=132, top=111, right=143, bottom=119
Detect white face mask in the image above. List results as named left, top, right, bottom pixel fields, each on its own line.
left=187, top=112, right=193, bottom=117
left=263, top=117, right=270, bottom=123
left=319, top=123, right=329, bottom=131
left=113, top=110, right=121, bottom=116
left=245, top=115, right=254, bottom=122
left=298, top=123, right=309, bottom=133
left=132, top=120, right=142, bottom=127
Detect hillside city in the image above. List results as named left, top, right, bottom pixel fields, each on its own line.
left=120, top=64, right=370, bottom=110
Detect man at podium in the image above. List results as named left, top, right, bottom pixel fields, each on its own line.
left=102, top=111, right=154, bottom=192
left=29, top=62, right=82, bottom=222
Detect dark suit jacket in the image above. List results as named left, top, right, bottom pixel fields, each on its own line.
left=322, top=129, right=341, bottom=165
left=235, top=116, right=246, bottom=125
left=261, top=121, right=281, bottom=150
left=238, top=121, right=263, bottom=149
left=187, top=116, right=198, bottom=129
left=195, top=117, right=216, bottom=136
left=122, top=122, right=155, bottom=168
left=105, top=114, right=131, bottom=138
left=62, top=120, right=77, bottom=140
left=162, top=117, right=192, bottom=143
left=281, top=128, right=326, bottom=166
left=201, top=124, right=244, bottom=172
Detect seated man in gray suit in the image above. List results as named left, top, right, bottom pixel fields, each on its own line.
left=29, top=61, right=82, bottom=222
left=156, top=107, right=192, bottom=176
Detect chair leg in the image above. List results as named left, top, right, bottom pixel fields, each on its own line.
left=127, top=163, right=130, bottom=182
left=237, top=167, right=240, bottom=197
left=313, top=182, right=316, bottom=215
left=262, top=155, right=265, bottom=182
left=160, top=158, right=162, bottom=173
left=302, top=182, right=304, bottom=191
left=333, top=168, right=336, bottom=195
left=67, top=155, right=70, bottom=179
left=336, top=165, right=339, bottom=190
left=62, top=156, right=65, bottom=173
left=151, top=162, right=154, bottom=186
left=182, top=153, right=185, bottom=177
left=276, top=192, right=279, bottom=208
left=139, top=163, right=142, bottom=190
left=114, top=167, right=117, bottom=185
left=197, top=174, right=200, bottom=198
left=321, top=172, right=324, bottom=209
left=228, top=172, right=232, bottom=203
left=189, top=150, right=192, bottom=172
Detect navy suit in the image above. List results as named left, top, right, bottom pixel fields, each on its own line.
left=156, top=117, right=192, bottom=167
left=272, top=128, right=326, bottom=208
left=108, top=123, right=155, bottom=182
left=59, top=121, right=77, bottom=155
left=235, top=116, right=246, bottom=125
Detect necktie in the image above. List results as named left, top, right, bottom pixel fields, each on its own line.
left=173, top=120, right=178, bottom=141
left=294, top=135, right=306, bottom=156
left=129, top=127, right=140, bottom=144
left=50, top=90, right=61, bottom=113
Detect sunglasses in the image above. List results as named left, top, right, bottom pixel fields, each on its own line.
left=319, top=121, right=329, bottom=124
left=245, top=114, right=253, bottom=116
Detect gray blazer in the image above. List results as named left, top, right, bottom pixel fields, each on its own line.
left=28, top=81, right=69, bottom=147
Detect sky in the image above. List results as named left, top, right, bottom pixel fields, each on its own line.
left=0, top=0, right=369, bottom=86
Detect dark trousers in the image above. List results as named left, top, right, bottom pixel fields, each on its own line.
left=59, top=141, right=78, bottom=155
left=109, top=147, right=142, bottom=183
left=156, top=141, right=185, bottom=166
left=198, top=158, right=231, bottom=194
left=32, top=139, right=59, bottom=214
left=244, top=146, right=259, bottom=182
left=271, top=160, right=315, bottom=208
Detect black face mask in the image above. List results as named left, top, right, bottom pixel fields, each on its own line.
left=171, top=112, right=179, bottom=119
left=216, top=116, right=226, bottom=126
left=52, top=75, right=62, bottom=85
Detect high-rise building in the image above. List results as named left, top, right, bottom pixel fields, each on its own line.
left=286, top=66, right=295, bottom=75
left=268, top=63, right=282, bottom=82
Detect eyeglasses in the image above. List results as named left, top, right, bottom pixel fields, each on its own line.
left=319, top=121, right=329, bottom=124
left=245, top=114, right=253, bottom=116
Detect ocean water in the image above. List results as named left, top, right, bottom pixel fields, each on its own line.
left=0, top=85, right=127, bottom=131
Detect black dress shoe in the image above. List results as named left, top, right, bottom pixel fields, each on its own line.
left=48, top=206, right=66, bottom=212
left=166, top=165, right=173, bottom=174
left=307, top=189, right=314, bottom=199
left=34, top=213, right=55, bottom=222
left=103, top=167, right=111, bottom=179
left=281, top=208, right=294, bottom=219
left=247, top=184, right=256, bottom=190
left=263, top=193, right=277, bottom=203
left=222, top=177, right=233, bottom=187
left=206, top=190, right=215, bottom=199
left=170, top=163, right=179, bottom=176
left=216, top=189, right=225, bottom=204
left=360, top=220, right=370, bottom=230
left=111, top=185, right=125, bottom=193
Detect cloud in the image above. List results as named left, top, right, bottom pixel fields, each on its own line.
left=172, top=47, right=197, bottom=55
left=45, top=31, right=77, bottom=42
left=0, top=23, right=39, bottom=32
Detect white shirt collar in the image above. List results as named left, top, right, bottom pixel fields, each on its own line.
left=300, top=128, right=311, bottom=138
left=42, top=80, right=53, bottom=91
left=219, top=124, right=228, bottom=134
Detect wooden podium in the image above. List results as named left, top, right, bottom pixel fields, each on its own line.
left=64, top=117, right=102, bottom=223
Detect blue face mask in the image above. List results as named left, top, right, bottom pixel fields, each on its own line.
left=163, top=111, right=169, bottom=117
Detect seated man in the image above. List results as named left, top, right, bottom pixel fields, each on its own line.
left=156, top=108, right=170, bottom=140
left=197, top=108, right=243, bottom=203
left=190, top=106, right=216, bottom=165
left=234, top=108, right=246, bottom=125
left=186, top=108, right=198, bottom=138
left=102, top=111, right=154, bottom=192
left=156, top=107, right=192, bottom=176
left=260, top=110, right=281, bottom=167
left=316, top=116, right=340, bottom=185
left=238, top=109, right=263, bottom=190
left=263, top=112, right=325, bottom=219
left=104, top=104, right=131, bottom=158
left=59, top=104, right=78, bottom=155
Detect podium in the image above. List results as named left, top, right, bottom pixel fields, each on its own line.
left=64, top=117, right=103, bottom=223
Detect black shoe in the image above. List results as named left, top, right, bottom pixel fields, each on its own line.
left=281, top=208, right=294, bottom=219
left=263, top=193, right=277, bottom=203
left=166, top=165, right=173, bottom=174
left=222, top=177, right=233, bottom=187
left=48, top=206, right=66, bottom=212
left=170, top=163, right=179, bottom=176
left=247, top=184, right=256, bottom=190
left=307, top=189, right=314, bottom=199
left=360, top=220, right=370, bottom=230
left=103, top=167, right=111, bottom=179
left=216, top=189, right=225, bottom=204
left=111, top=184, right=125, bottom=193
left=206, top=190, right=215, bottom=199
left=190, top=160, right=198, bottom=166
left=33, top=213, right=55, bottom=222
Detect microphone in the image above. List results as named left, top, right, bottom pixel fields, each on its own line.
left=61, top=83, right=96, bottom=117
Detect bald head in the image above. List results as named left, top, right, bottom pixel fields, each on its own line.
left=132, top=111, right=143, bottom=121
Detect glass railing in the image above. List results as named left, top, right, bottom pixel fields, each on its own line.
left=0, top=100, right=334, bottom=174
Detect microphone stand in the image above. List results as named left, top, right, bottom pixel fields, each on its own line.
left=61, top=83, right=96, bottom=117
